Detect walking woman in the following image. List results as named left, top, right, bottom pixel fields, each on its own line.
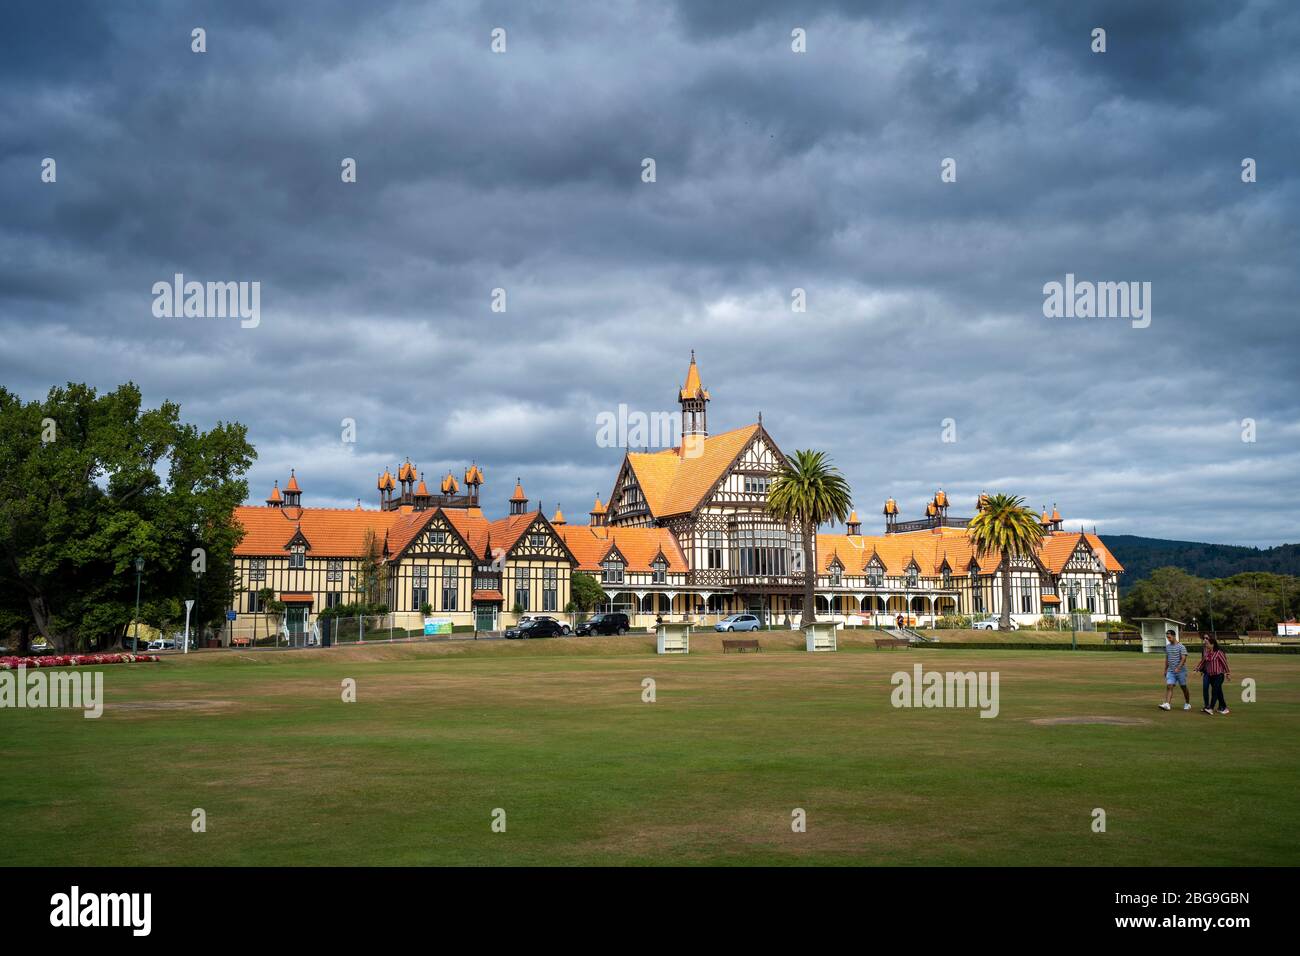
left=1195, top=634, right=1231, bottom=715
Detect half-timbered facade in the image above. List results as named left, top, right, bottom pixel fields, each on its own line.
left=228, top=353, right=1122, bottom=639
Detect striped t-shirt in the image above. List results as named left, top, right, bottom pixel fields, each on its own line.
left=1165, top=641, right=1187, bottom=670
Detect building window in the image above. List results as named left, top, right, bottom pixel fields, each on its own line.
left=1021, top=593, right=1033, bottom=613
left=867, top=567, right=884, bottom=588
left=706, top=530, right=724, bottom=569
left=514, top=572, right=531, bottom=611
left=942, top=569, right=952, bottom=589
left=602, top=558, right=624, bottom=585
left=743, top=475, right=772, bottom=495
left=326, top=592, right=342, bottom=609
left=529, top=532, right=547, bottom=548
left=906, top=568, right=919, bottom=588
left=427, top=530, right=446, bottom=546
left=248, top=590, right=263, bottom=613
left=442, top=565, right=458, bottom=611
left=249, top=559, right=266, bottom=582
left=735, top=523, right=789, bottom=577
left=326, top=559, right=342, bottom=582
left=542, top=567, right=558, bottom=611
left=289, top=546, right=305, bottom=569
left=830, top=564, right=842, bottom=587
left=652, top=558, right=667, bottom=584
left=412, top=566, right=429, bottom=611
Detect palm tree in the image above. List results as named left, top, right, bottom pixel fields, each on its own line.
left=966, top=494, right=1045, bottom=630
left=766, top=450, right=853, bottom=629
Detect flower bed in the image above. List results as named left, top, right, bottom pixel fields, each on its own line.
left=0, top=653, right=161, bottom=670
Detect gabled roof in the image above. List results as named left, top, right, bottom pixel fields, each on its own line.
left=624, top=423, right=761, bottom=518
left=556, top=524, right=688, bottom=574
left=814, top=527, right=1123, bottom=577
left=234, top=505, right=404, bottom=558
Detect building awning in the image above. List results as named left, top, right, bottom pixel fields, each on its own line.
left=473, top=590, right=504, bottom=602
left=1041, top=595, right=1061, bottom=604
left=280, top=592, right=313, bottom=603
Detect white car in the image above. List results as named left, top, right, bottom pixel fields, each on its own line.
left=973, top=618, right=1019, bottom=631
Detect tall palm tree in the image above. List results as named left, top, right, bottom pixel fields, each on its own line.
left=766, top=450, right=853, bottom=628
left=966, top=494, right=1045, bottom=630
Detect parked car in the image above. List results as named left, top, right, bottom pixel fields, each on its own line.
left=575, top=612, right=630, bottom=636
left=504, top=617, right=571, bottom=640
left=715, top=613, right=761, bottom=633
left=146, top=638, right=181, bottom=651
left=31, top=638, right=52, bottom=653
left=972, top=618, right=1019, bottom=631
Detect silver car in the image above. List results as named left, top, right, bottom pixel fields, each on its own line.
left=715, top=613, right=761, bottom=632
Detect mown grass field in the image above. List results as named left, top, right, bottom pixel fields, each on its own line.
left=3, top=632, right=1298, bottom=866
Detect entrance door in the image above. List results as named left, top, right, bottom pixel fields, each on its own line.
left=286, top=606, right=307, bottom=645
left=475, top=605, right=496, bottom=631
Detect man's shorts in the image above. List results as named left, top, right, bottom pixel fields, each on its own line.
left=1166, top=668, right=1187, bottom=686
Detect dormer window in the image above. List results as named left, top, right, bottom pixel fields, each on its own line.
left=829, top=562, right=843, bottom=587
left=942, top=568, right=952, bottom=588
left=867, top=565, right=883, bottom=588
left=652, top=558, right=667, bottom=584
left=289, top=545, right=306, bottom=569
left=906, top=567, right=919, bottom=588
left=602, top=557, right=624, bottom=585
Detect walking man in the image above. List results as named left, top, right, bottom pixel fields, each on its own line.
left=1160, top=629, right=1191, bottom=711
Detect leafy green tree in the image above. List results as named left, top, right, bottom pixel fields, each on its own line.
left=569, top=572, right=606, bottom=612
left=0, top=382, right=254, bottom=651
left=765, top=450, right=853, bottom=628
left=966, top=493, right=1045, bottom=630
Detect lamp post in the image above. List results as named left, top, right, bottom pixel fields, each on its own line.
left=1206, top=586, right=1216, bottom=637
left=132, top=557, right=144, bottom=652
left=1070, top=581, right=1081, bottom=651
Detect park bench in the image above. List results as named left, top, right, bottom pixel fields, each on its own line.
left=230, top=636, right=251, bottom=648
left=721, top=638, right=761, bottom=653
left=1102, top=632, right=1139, bottom=645
left=874, top=638, right=910, bottom=649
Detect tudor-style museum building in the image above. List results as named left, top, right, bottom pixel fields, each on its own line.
left=227, top=354, right=1123, bottom=641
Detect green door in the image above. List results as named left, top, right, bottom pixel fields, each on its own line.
left=475, top=605, right=496, bottom=631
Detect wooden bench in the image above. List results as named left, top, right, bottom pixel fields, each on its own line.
left=1103, top=632, right=1139, bottom=644
left=230, top=636, right=251, bottom=648
left=721, top=638, right=761, bottom=653
left=874, top=638, right=910, bottom=649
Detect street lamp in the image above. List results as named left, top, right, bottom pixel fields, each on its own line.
left=1070, top=581, right=1081, bottom=651
left=1206, top=585, right=1216, bottom=637
left=133, top=557, right=144, bottom=652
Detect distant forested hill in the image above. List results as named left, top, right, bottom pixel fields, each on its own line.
left=1103, top=535, right=1300, bottom=590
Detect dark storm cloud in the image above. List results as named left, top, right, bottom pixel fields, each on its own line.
left=1, top=0, right=1297, bottom=544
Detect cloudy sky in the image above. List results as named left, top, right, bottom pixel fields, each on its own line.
left=2, top=0, right=1297, bottom=545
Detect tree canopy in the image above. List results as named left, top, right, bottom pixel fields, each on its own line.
left=0, top=382, right=254, bottom=651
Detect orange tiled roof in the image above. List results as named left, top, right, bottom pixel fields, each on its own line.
left=625, top=423, right=759, bottom=518
left=398, top=461, right=417, bottom=482
left=441, top=472, right=459, bottom=495
left=817, top=527, right=1123, bottom=577
left=235, top=505, right=404, bottom=558
left=552, top=506, right=566, bottom=525
left=265, top=482, right=282, bottom=503
left=280, top=592, right=312, bottom=603
left=415, top=476, right=430, bottom=496
left=590, top=494, right=606, bottom=515
left=472, top=590, right=504, bottom=602
left=285, top=470, right=301, bottom=493
left=557, top=524, right=687, bottom=573
left=679, top=353, right=710, bottom=401
left=464, top=463, right=484, bottom=485
left=510, top=479, right=527, bottom=501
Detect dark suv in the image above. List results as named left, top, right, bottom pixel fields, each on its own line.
left=504, top=617, right=570, bottom=640
left=576, top=612, right=630, bottom=636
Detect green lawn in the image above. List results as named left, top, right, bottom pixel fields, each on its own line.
left=3, top=633, right=1297, bottom=866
